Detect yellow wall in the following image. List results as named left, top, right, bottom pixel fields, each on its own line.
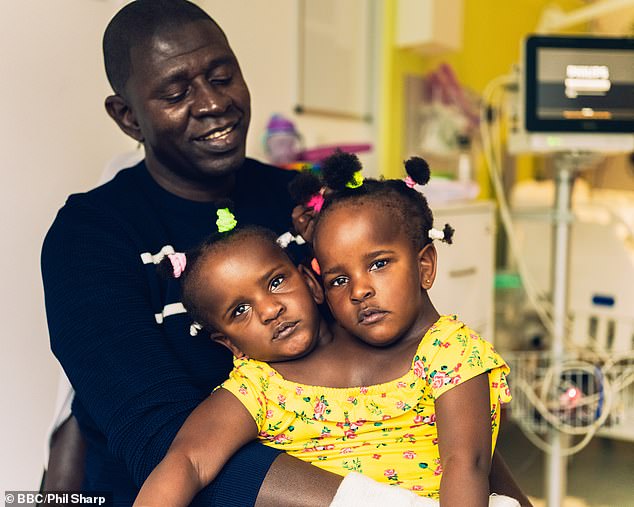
left=378, top=0, right=586, bottom=180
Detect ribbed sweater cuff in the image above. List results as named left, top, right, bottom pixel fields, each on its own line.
left=201, top=441, right=283, bottom=507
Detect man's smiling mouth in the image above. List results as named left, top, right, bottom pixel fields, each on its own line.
left=197, top=123, right=236, bottom=141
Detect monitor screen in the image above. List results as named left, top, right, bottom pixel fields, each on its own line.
left=525, top=35, right=634, bottom=133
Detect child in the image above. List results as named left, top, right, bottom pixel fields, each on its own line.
left=134, top=158, right=518, bottom=506
left=311, top=153, right=511, bottom=506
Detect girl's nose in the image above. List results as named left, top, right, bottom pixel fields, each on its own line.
left=260, top=299, right=285, bottom=324
left=350, top=278, right=374, bottom=303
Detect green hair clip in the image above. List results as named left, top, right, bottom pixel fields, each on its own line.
left=216, top=208, right=237, bottom=233
left=346, top=170, right=364, bottom=189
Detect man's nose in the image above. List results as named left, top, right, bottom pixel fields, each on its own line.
left=191, top=79, right=231, bottom=117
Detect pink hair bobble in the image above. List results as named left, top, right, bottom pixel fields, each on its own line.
left=404, top=176, right=417, bottom=189
left=167, top=252, right=187, bottom=278
left=306, top=193, right=325, bottom=212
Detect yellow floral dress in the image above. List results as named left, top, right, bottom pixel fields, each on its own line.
left=221, top=315, right=511, bottom=498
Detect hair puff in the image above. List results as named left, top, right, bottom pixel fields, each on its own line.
left=442, top=223, right=455, bottom=244
left=404, top=157, right=431, bottom=186
left=288, top=170, right=322, bottom=205
left=321, top=151, right=363, bottom=191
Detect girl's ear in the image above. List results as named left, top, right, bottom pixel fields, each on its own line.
left=418, top=243, right=438, bottom=291
left=298, top=264, right=324, bottom=304
left=210, top=331, right=247, bottom=358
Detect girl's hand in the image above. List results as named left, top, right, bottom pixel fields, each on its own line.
left=292, top=204, right=319, bottom=243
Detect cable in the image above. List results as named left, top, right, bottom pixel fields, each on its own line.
left=479, top=73, right=634, bottom=455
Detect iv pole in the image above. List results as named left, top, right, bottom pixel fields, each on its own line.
left=535, top=3, right=634, bottom=504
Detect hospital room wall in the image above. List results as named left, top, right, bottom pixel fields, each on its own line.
left=378, top=0, right=586, bottom=185
left=201, top=0, right=378, bottom=173
left=0, top=0, right=375, bottom=491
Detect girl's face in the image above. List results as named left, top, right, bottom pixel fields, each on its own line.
left=314, top=201, right=436, bottom=347
left=195, top=235, right=324, bottom=362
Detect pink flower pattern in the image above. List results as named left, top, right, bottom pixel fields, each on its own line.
left=219, top=315, right=511, bottom=499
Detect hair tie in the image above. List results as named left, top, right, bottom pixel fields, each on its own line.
left=311, top=257, right=321, bottom=275
left=306, top=193, right=325, bottom=212
left=428, top=228, right=444, bottom=241
left=190, top=322, right=203, bottom=336
left=167, top=252, right=187, bottom=278
left=404, top=176, right=417, bottom=189
left=276, top=231, right=307, bottom=248
left=345, top=170, right=364, bottom=189
left=216, top=208, right=237, bottom=233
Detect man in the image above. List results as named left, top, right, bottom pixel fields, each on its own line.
left=42, top=1, right=337, bottom=505
left=42, top=2, right=530, bottom=506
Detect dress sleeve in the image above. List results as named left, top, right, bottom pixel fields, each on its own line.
left=426, top=326, right=512, bottom=406
left=41, top=201, right=280, bottom=506
left=220, top=361, right=268, bottom=433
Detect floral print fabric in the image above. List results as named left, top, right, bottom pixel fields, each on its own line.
left=220, top=315, right=511, bottom=498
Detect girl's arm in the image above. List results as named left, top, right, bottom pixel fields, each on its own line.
left=436, top=373, right=492, bottom=507
left=134, top=388, right=258, bottom=507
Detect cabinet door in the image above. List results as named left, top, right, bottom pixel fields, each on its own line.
left=428, top=203, right=495, bottom=340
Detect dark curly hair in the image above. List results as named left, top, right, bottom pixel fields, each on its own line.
left=312, top=151, right=454, bottom=250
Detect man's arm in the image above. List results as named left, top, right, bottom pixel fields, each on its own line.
left=41, top=202, right=280, bottom=506
left=489, top=450, right=533, bottom=507
left=135, top=389, right=259, bottom=507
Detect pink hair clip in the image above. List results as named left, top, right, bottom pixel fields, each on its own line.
left=404, top=176, right=417, bottom=189
left=306, top=193, right=325, bottom=213
left=311, top=257, right=321, bottom=275
left=167, top=252, right=187, bottom=278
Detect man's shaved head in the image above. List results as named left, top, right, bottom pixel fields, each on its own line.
left=103, top=0, right=224, bottom=95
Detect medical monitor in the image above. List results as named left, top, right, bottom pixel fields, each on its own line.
left=525, top=35, right=634, bottom=133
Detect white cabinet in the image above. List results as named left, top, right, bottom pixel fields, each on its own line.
left=428, top=201, right=496, bottom=341
left=396, top=0, right=464, bottom=54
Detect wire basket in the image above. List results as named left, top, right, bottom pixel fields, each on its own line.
left=505, top=351, right=634, bottom=441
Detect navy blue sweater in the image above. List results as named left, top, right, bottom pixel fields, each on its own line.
left=42, top=159, right=296, bottom=506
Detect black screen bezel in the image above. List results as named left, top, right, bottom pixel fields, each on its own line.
left=525, top=35, right=634, bottom=133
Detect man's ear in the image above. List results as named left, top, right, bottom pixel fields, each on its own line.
left=418, top=243, right=438, bottom=291
left=298, top=264, right=324, bottom=304
left=105, top=94, right=144, bottom=142
left=209, top=331, right=247, bottom=358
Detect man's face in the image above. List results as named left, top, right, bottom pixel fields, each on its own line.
left=123, top=20, right=251, bottom=184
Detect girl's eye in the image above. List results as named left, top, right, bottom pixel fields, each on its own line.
left=270, top=275, right=285, bottom=291
left=232, top=304, right=250, bottom=318
left=370, top=259, right=389, bottom=271
left=330, top=276, right=348, bottom=287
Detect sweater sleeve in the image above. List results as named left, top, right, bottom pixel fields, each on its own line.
left=41, top=199, right=281, bottom=506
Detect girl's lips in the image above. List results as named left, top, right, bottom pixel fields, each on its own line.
left=358, top=308, right=388, bottom=325
left=273, top=321, right=299, bottom=341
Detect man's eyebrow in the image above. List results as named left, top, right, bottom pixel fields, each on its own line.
left=156, top=56, right=236, bottom=87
